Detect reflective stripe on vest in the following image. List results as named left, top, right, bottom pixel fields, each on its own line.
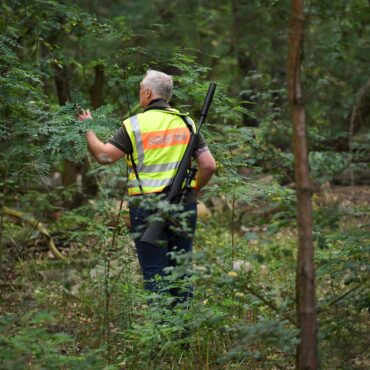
left=124, top=109, right=196, bottom=195
left=128, top=161, right=180, bottom=174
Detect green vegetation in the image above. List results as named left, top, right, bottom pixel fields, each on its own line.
left=1, top=1, right=369, bottom=369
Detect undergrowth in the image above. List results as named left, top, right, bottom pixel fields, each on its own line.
left=1, top=191, right=368, bottom=369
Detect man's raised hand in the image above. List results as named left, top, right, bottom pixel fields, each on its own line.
left=78, top=109, right=92, bottom=121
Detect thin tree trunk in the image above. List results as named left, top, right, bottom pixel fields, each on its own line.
left=82, top=64, right=106, bottom=197
left=231, top=0, right=258, bottom=127
left=53, top=61, right=72, bottom=105
left=287, top=1, right=317, bottom=369
left=53, top=61, right=77, bottom=189
left=348, top=78, right=370, bottom=184
left=90, top=64, right=105, bottom=109
left=53, top=61, right=85, bottom=208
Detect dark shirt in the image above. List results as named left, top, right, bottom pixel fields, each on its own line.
left=108, top=99, right=207, bottom=158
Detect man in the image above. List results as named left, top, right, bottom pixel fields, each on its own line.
left=79, top=70, right=216, bottom=301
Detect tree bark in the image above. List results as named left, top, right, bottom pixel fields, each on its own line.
left=349, top=78, right=370, bottom=148
left=53, top=63, right=78, bottom=190
left=89, top=64, right=105, bottom=109
left=53, top=60, right=84, bottom=207
left=287, top=1, right=317, bottom=369
left=82, top=65, right=106, bottom=197
left=53, top=62, right=78, bottom=189
left=231, top=0, right=258, bottom=127
left=53, top=61, right=72, bottom=105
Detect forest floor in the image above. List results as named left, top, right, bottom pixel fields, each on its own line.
left=1, top=184, right=369, bottom=369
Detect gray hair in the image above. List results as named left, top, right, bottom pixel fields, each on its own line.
left=141, top=70, right=173, bottom=102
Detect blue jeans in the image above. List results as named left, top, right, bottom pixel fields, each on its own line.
left=129, top=202, right=197, bottom=302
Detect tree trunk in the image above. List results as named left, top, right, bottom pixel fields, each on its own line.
left=53, top=61, right=84, bottom=207
left=53, top=60, right=76, bottom=188
left=231, top=0, right=258, bottom=127
left=287, top=1, right=317, bottom=369
left=82, top=65, right=106, bottom=197
left=53, top=61, right=72, bottom=106
left=89, top=64, right=105, bottom=109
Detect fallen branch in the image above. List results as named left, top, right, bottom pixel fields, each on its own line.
left=2, top=207, right=66, bottom=260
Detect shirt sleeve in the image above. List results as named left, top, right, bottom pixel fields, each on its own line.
left=193, top=133, right=209, bottom=159
left=107, top=126, right=133, bottom=154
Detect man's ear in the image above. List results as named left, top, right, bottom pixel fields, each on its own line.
left=145, top=89, right=152, bottom=98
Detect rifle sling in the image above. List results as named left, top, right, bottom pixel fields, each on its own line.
left=129, top=152, right=144, bottom=195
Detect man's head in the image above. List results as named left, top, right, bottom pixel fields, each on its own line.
left=139, top=70, right=173, bottom=107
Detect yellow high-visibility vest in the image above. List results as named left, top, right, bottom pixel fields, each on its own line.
left=124, top=108, right=197, bottom=195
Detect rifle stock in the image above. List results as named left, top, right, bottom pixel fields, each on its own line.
left=140, top=82, right=217, bottom=246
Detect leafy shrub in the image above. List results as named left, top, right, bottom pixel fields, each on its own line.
left=0, top=311, right=103, bottom=370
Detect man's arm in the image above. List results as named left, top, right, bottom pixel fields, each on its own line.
left=86, top=131, right=125, bottom=164
left=79, top=109, right=125, bottom=164
left=195, top=149, right=216, bottom=191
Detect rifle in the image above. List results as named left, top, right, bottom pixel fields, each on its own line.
left=140, top=82, right=217, bottom=247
